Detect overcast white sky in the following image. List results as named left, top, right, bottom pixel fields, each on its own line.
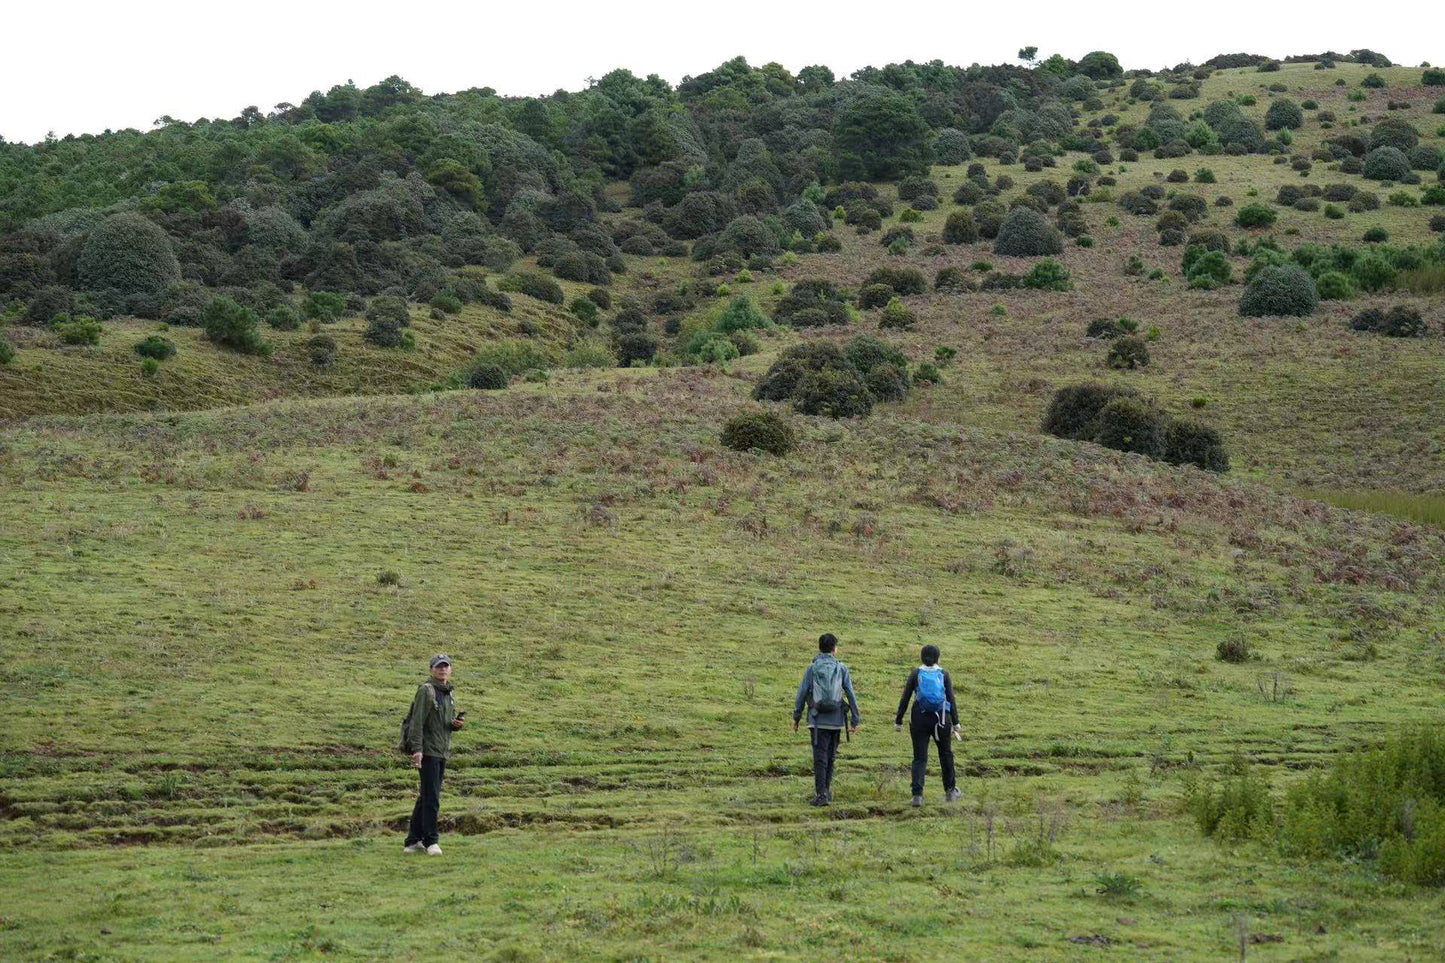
left=2, top=1, right=1437, bottom=145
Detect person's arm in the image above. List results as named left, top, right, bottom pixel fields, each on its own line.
left=895, top=668, right=918, bottom=726
left=843, top=667, right=860, bottom=729
left=793, top=666, right=812, bottom=726
left=944, top=671, right=960, bottom=728
left=405, top=684, right=430, bottom=758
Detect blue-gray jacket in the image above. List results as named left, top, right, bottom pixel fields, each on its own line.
left=793, top=654, right=861, bottom=730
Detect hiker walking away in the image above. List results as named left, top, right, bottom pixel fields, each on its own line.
left=792, top=633, right=860, bottom=806
left=401, top=654, right=465, bottom=855
left=895, top=644, right=962, bottom=807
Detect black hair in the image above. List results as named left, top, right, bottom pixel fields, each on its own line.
left=818, top=633, right=838, bottom=653
left=921, top=644, right=940, bottom=666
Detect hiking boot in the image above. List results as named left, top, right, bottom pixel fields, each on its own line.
left=809, top=795, right=829, bottom=807
left=403, top=842, right=426, bottom=854
left=945, top=788, right=963, bottom=803
left=425, top=843, right=443, bottom=855
left=910, top=795, right=924, bottom=807
left=824, top=790, right=834, bottom=804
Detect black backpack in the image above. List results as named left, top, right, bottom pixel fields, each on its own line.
left=398, top=682, right=438, bottom=753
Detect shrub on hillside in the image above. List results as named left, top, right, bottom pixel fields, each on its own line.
left=1351, top=305, right=1425, bottom=337
left=1185, top=250, right=1232, bottom=289
left=898, top=175, right=940, bottom=202
left=54, top=315, right=103, bottom=346
left=498, top=272, right=565, bottom=304
left=1041, top=382, right=1141, bottom=440
left=1240, top=265, right=1319, bottom=317
left=1106, top=335, right=1150, bottom=369
left=773, top=279, right=850, bottom=326
left=76, top=213, right=180, bottom=297
left=1165, top=420, right=1230, bottom=471
left=994, top=207, right=1064, bottom=256
left=0, top=335, right=13, bottom=366
left=864, top=362, right=910, bottom=402
left=1022, top=258, right=1072, bottom=291
left=714, top=295, right=770, bottom=333
left=843, top=334, right=907, bottom=377
left=134, top=334, right=176, bottom=360
left=365, top=295, right=411, bottom=329
left=202, top=296, right=271, bottom=355
left=553, top=252, right=612, bottom=285
left=973, top=200, right=1008, bottom=239
left=1264, top=99, right=1304, bottom=131
left=617, top=332, right=658, bottom=365
left=722, top=410, right=796, bottom=455
left=266, top=303, right=302, bottom=330
left=304, top=290, right=348, bottom=321
left=1235, top=204, right=1277, bottom=228
left=792, top=366, right=874, bottom=418
left=1363, top=147, right=1411, bottom=181
left=466, top=363, right=509, bottom=390
left=1315, top=271, right=1356, bottom=300
left=877, top=298, right=916, bottom=329
left=863, top=266, right=928, bottom=296
left=942, top=210, right=979, bottom=244
left=1370, top=117, right=1420, bottom=153
left=1092, top=396, right=1167, bottom=458
left=932, top=128, right=972, bottom=165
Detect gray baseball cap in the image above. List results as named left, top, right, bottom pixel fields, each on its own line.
left=429, top=654, right=452, bottom=668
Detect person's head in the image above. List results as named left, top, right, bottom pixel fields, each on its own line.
left=921, top=644, right=940, bottom=666
left=818, top=633, right=837, bottom=654
left=429, top=654, right=452, bottom=683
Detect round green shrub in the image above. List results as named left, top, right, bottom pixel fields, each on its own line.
left=858, top=283, right=894, bottom=309
left=1239, top=265, right=1319, bottom=317
left=617, top=332, right=658, bottom=366
left=202, top=296, right=271, bottom=355
left=1164, top=419, right=1230, bottom=472
left=1362, top=226, right=1389, bottom=243
left=913, top=362, right=942, bottom=384
left=791, top=366, right=873, bottom=419
left=878, top=298, right=916, bottom=329
left=76, top=213, right=180, bottom=297
left=467, top=363, right=509, bottom=390
left=993, top=206, right=1064, bottom=256
left=1264, top=99, right=1304, bottom=131
left=304, top=335, right=334, bottom=367
left=1315, top=271, right=1356, bottom=300
left=266, top=303, right=302, bottom=330
left=864, top=362, right=910, bottom=402
left=1093, top=396, right=1167, bottom=458
left=0, top=336, right=13, bottom=366
left=134, top=334, right=176, bottom=360
left=1235, top=204, right=1277, bottom=228
left=1022, top=258, right=1071, bottom=291
left=1369, top=117, right=1419, bottom=153
left=1041, top=382, right=1140, bottom=440
left=863, top=266, right=928, bottom=295
left=367, top=295, right=412, bottom=328
left=1106, top=335, right=1150, bottom=369
left=1086, top=318, right=1124, bottom=339
left=570, top=296, right=599, bottom=324
left=842, top=334, right=906, bottom=376
left=53, top=315, right=103, bottom=346
left=721, top=410, right=796, bottom=455
left=1362, top=147, right=1411, bottom=181
left=942, top=210, right=979, bottom=244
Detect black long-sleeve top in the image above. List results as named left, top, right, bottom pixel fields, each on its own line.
left=894, top=667, right=958, bottom=727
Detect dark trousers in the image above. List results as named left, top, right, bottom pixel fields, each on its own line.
left=910, top=717, right=957, bottom=796
left=405, top=755, right=446, bottom=846
left=811, top=727, right=842, bottom=798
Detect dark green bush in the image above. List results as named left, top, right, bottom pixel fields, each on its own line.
left=202, top=296, right=271, bottom=355
left=877, top=298, right=916, bottom=329
left=1264, top=99, right=1304, bottom=131
left=774, top=279, right=850, bottom=326
left=1106, top=335, right=1150, bottom=369
left=858, top=283, right=895, bottom=309
left=303, top=290, right=348, bottom=321
left=0, top=335, right=13, bottom=366
left=134, top=334, right=176, bottom=360
left=366, top=295, right=411, bottom=328
left=1235, top=204, right=1277, bottom=228
left=1240, top=265, right=1319, bottom=317
left=1165, top=420, right=1230, bottom=471
left=1093, top=396, right=1167, bottom=458
left=364, top=316, right=409, bottom=349
left=1216, top=638, right=1251, bottom=663
left=993, top=207, right=1064, bottom=256
left=942, top=210, right=979, bottom=244
left=864, top=361, right=910, bottom=402
left=973, top=200, right=1008, bottom=239
left=464, top=362, right=508, bottom=389
left=1315, top=271, right=1356, bottom=300
left=1362, top=226, right=1389, bottom=243
left=617, top=331, right=658, bottom=365
left=863, top=266, right=928, bottom=296
left=499, top=272, right=565, bottom=304
left=1363, top=147, right=1411, bottom=181
left=1041, top=382, right=1140, bottom=440
left=570, top=296, right=599, bottom=324
left=792, top=366, right=873, bottom=418
left=553, top=252, right=612, bottom=285
left=842, top=334, right=906, bottom=376
left=307, top=335, right=336, bottom=367
left=1022, top=258, right=1071, bottom=291
left=721, top=410, right=796, bottom=455
left=913, top=362, right=941, bottom=384
left=1086, top=317, right=1125, bottom=339
left=1351, top=305, right=1425, bottom=337
left=54, top=315, right=103, bottom=346
left=266, top=303, right=302, bottom=330
left=77, top=213, right=180, bottom=297
left=897, top=175, right=940, bottom=201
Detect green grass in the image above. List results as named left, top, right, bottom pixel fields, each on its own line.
left=1308, top=489, right=1445, bottom=526
left=1, top=372, right=1443, bottom=958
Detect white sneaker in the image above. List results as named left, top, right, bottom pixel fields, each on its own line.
left=403, top=842, right=426, bottom=854
left=425, top=843, right=443, bottom=856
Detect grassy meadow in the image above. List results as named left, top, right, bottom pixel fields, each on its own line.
left=1, top=59, right=1444, bottom=960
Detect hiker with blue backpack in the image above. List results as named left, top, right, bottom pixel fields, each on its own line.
left=792, top=633, right=861, bottom=807
left=894, top=644, right=962, bottom=807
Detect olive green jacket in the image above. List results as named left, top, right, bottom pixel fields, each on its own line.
left=404, top=679, right=457, bottom=759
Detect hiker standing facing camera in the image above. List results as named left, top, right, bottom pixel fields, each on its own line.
left=792, top=633, right=861, bottom=806
left=895, top=644, right=962, bottom=807
left=401, top=654, right=465, bottom=855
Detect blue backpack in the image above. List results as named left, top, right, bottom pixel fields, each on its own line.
left=916, top=665, right=948, bottom=715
